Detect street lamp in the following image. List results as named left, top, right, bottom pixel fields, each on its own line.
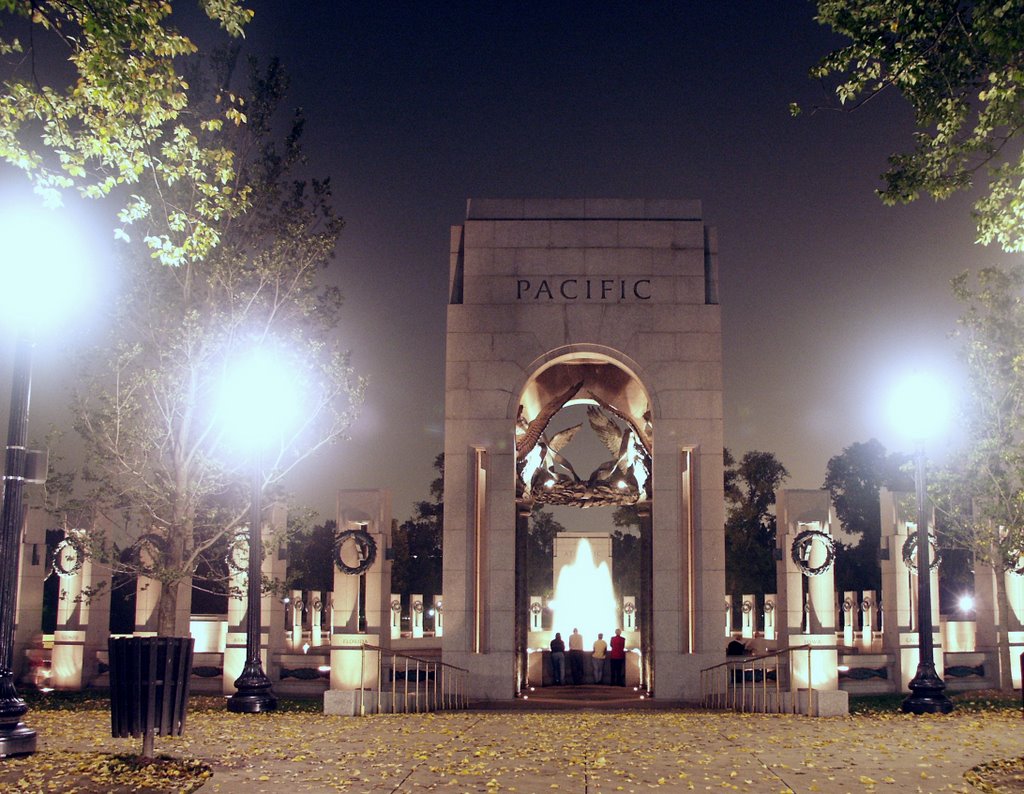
left=887, top=372, right=954, bottom=715
left=0, top=202, right=94, bottom=755
left=220, top=345, right=301, bottom=713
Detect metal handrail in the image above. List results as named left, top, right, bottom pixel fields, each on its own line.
left=700, top=645, right=812, bottom=715
left=355, top=643, right=469, bottom=715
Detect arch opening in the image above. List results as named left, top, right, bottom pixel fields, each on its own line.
left=514, top=353, right=653, bottom=693
left=515, top=354, right=653, bottom=508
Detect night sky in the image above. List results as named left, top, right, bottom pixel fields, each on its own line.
left=3, top=1, right=1017, bottom=526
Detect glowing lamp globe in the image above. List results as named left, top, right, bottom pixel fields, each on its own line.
left=0, top=204, right=94, bottom=332
left=219, top=347, right=302, bottom=452
left=886, top=371, right=951, bottom=442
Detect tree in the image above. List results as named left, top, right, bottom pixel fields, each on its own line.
left=724, top=449, right=789, bottom=602
left=287, top=519, right=337, bottom=595
left=607, top=505, right=641, bottom=601
left=0, top=1, right=255, bottom=264
left=525, top=507, right=565, bottom=599
left=807, top=1, right=1024, bottom=252
left=391, top=454, right=444, bottom=599
left=823, top=438, right=912, bottom=592
left=69, top=59, right=364, bottom=636
left=929, top=265, right=1024, bottom=688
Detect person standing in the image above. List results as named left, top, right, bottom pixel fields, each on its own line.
left=591, top=632, right=607, bottom=684
left=609, top=628, right=626, bottom=686
left=568, top=628, right=585, bottom=684
left=549, top=632, right=566, bottom=685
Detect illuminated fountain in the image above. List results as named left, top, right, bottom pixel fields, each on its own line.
left=549, top=537, right=618, bottom=644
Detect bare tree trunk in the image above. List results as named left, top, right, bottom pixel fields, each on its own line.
left=157, top=582, right=179, bottom=638
left=141, top=728, right=154, bottom=760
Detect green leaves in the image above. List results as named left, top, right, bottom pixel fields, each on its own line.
left=811, top=0, right=1024, bottom=251
left=0, top=1, right=253, bottom=264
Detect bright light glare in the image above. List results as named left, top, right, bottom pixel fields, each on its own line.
left=886, top=371, right=952, bottom=441
left=958, top=594, right=975, bottom=613
left=550, top=538, right=618, bottom=644
left=0, top=203, right=95, bottom=331
left=219, top=346, right=303, bottom=450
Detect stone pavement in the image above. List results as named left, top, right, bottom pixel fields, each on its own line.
left=25, top=698, right=1024, bottom=793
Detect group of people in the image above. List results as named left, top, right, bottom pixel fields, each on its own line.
left=549, top=627, right=627, bottom=686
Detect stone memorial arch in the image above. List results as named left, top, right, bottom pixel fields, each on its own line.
left=442, top=198, right=725, bottom=701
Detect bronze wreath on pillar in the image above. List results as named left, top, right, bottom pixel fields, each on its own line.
left=53, top=534, right=86, bottom=577
left=901, top=532, right=941, bottom=572
left=334, top=528, right=377, bottom=575
left=790, top=529, right=835, bottom=577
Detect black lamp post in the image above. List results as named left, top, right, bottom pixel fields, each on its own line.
left=227, top=452, right=277, bottom=713
left=901, top=442, right=953, bottom=714
left=0, top=334, right=38, bottom=754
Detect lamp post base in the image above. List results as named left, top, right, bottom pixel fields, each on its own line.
left=0, top=722, right=36, bottom=757
left=0, top=682, right=36, bottom=756
left=901, top=662, right=953, bottom=715
left=227, top=661, right=278, bottom=714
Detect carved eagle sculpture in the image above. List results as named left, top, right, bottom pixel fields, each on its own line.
left=586, top=405, right=651, bottom=498
left=586, top=407, right=631, bottom=481
left=515, top=381, right=587, bottom=496
left=516, top=422, right=583, bottom=495
left=586, top=391, right=653, bottom=456
left=515, top=380, right=584, bottom=459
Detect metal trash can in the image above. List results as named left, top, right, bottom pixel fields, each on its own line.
left=108, top=636, right=194, bottom=757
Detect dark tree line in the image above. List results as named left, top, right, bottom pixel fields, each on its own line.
left=724, top=449, right=788, bottom=604
left=723, top=441, right=914, bottom=605
left=823, top=439, right=911, bottom=593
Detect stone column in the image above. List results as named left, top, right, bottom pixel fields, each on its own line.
left=223, top=529, right=247, bottom=694
left=528, top=595, right=543, bottom=633
left=328, top=490, right=392, bottom=697
left=310, top=591, right=324, bottom=649
left=262, top=502, right=288, bottom=681
left=623, top=595, right=637, bottom=632
left=740, top=594, right=755, bottom=639
left=775, top=489, right=847, bottom=716
left=841, top=591, right=857, bottom=647
left=51, top=527, right=111, bottom=690
left=289, top=589, right=303, bottom=650
left=1006, top=568, right=1024, bottom=687
left=362, top=529, right=388, bottom=640
left=411, top=593, right=425, bottom=639
left=389, top=593, right=402, bottom=640
left=975, top=560, right=1024, bottom=688
left=433, top=594, right=444, bottom=638
left=860, top=590, right=877, bottom=651
left=13, top=508, right=48, bottom=683
left=51, top=532, right=89, bottom=690
left=763, top=595, right=777, bottom=643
